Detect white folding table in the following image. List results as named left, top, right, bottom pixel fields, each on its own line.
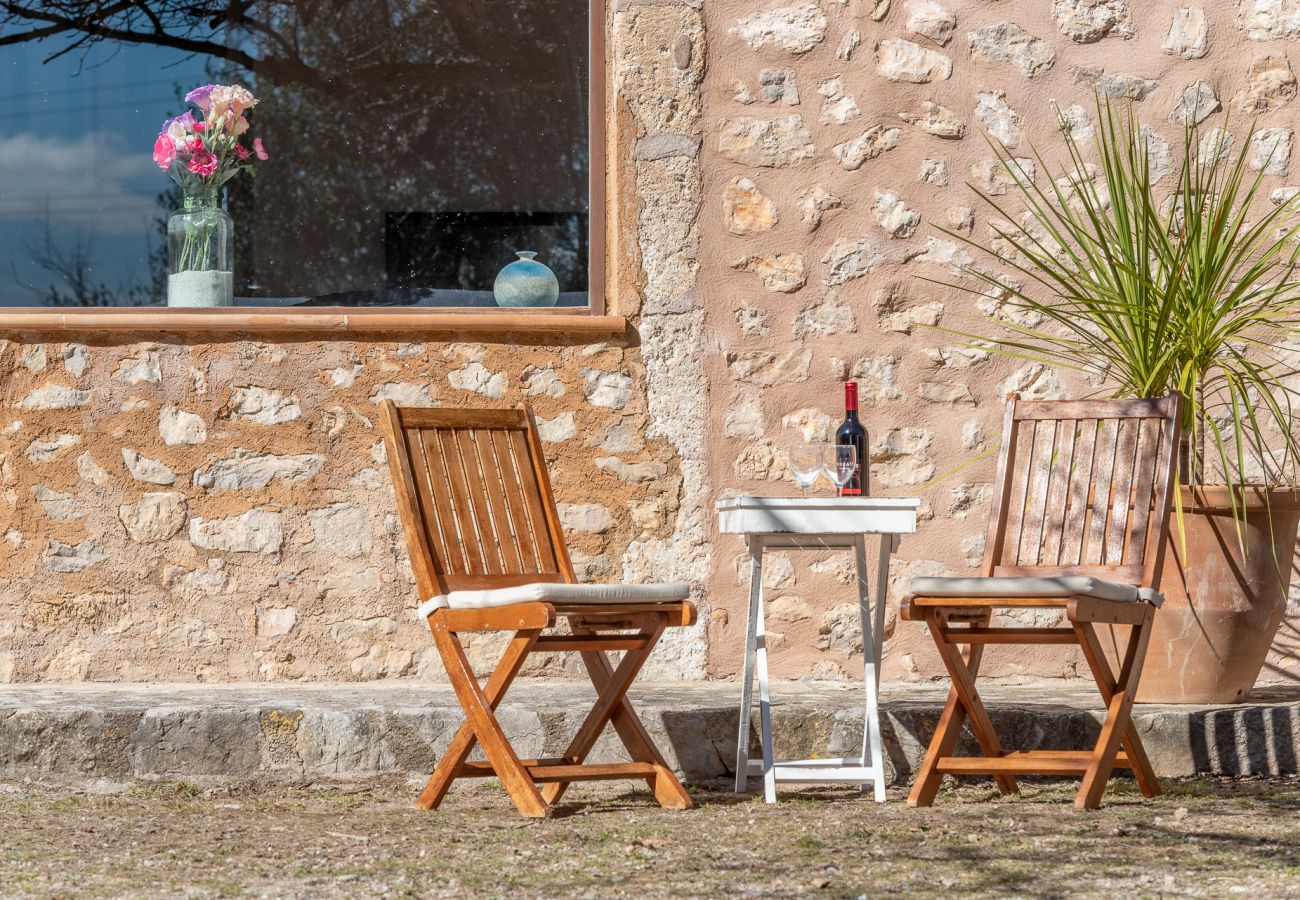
left=716, top=496, right=920, bottom=803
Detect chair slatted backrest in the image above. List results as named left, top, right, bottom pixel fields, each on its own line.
left=983, top=394, right=1183, bottom=589
left=380, top=402, right=575, bottom=599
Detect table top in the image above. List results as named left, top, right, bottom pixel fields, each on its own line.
left=715, top=495, right=920, bottom=536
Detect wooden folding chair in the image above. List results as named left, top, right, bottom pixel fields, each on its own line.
left=902, top=393, right=1182, bottom=809
left=379, top=401, right=696, bottom=818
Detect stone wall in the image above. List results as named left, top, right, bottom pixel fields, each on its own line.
left=5, top=0, right=1300, bottom=688
left=699, top=0, right=1300, bottom=684
left=0, top=337, right=704, bottom=682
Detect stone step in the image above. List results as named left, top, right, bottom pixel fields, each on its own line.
left=2, top=680, right=1296, bottom=784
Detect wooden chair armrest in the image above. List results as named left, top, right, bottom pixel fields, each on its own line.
left=1067, top=595, right=1151, bottom=626
left=433, top=602, right=556, bottom=633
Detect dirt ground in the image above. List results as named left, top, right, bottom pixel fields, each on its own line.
left=1, top=776, right=1298, bottom=898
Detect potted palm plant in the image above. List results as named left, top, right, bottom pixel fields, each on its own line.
left=940, top=98, right=1300, bottom=702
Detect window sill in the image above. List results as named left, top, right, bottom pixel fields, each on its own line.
left=0, top=307, right=627, bottom=339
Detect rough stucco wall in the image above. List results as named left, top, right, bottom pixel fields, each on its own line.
left=0, top=336, right=703, bottom=682
left=700, top=0, right=1300, bottom=684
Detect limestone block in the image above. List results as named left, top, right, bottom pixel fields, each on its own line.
left=1075, top=67, right=1158, bottom=101
left=1236, top=55, right=1298, bottom=112
left=875, top=38, right=952, bottom=83
left=448, top=361, right=505, bottom=399
left=798, top=185, right=842, bottom=231
left=114, top=351, right=161, bottom=384
left=76, top=453, right=110, bottom=486
left=793, top=291, right=856, bottom=336
left=582, top=370, right=633, bottom=409
left=781, top=407, right=836, bottom=442
left=1163, top=8, right=1208, bottom=58
left=723, top=178, right=778, bottom=235
left=522, top=366, right=566, bottom=398
left=1053, top=0, right=1132, bottom=43
left=873, top=190, right=920, bottom=238
left=821, top=238, right=884, bottom=285
left=832, top=125, right=901, bottom=170
left=307, top=503, right=372, bottom=558
left=558, top=503, right=616, bottom=534
left=121, top=449, right=176, bottom=485
left=968, top=23, right=1056, bottom=77
left=727, top=349, right=812, bottom=386
left=905, top=0, right=956, bottom=46
left=733, top=5, right=827, bottom=54
left=536, top=412, right=577, bottom=442
left=159, top=406, right=207, bottom=445
left=899, top=100, right=966, bottom=138
left=759, top=68, right=800, bottom=105
left=1174, top=81, right=1221, bottom=124
left=43, top=539, right=105, bottom=573
left=60, top=345, right=90, bottom=377
left=25, top=434, right=80, bottom=463
left=918, top=159, right=949, bottom=186
left=193, top=449, right=324, bottom=491
left=999, top=364, right=1069, bottom=401
left=1252, top=128, right=1293, bottom=175
left=33, top=486, right=82, bottom=521
left=224, top=386, right=301, bottom=425
left=725, top=394, right=765, bottom=439
left=594, top=457, right=669, bottom=483
left=119, top=492, right=188, bottom=543
left=16, top=384, right=91, bottom=410
left=717, top=116, right=814, bottom=167
left=975, top=91, right=1022, bottom=148
left=189, top=509, right=283, bottom=554
left=1240, top=0, right=1300, bottom=40
left=731, top=254, right=807, bottom=293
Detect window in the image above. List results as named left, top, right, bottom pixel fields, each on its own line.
left=0, top=1, right=602, bottom=312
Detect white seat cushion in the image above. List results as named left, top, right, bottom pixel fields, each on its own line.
left=418, top=581, right=691, bottom=617
left=908, top=575, right=1163, bottom=608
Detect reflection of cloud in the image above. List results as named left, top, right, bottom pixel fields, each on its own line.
left=0, top=131, right=162, bottom=233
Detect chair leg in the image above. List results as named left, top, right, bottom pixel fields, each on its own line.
left=428, top=621, right=551, bottom=818
left=540, top=620, right=674, bottom=807
left=1073, top=619, right=1161, bottom=799
left=909, top=611, right=1017, bottom=807
left=904, top=611, right=1013, bottom=806
left=558, top=621, right=693, bottom=811
left=1077, top=606, right=1154, bottom=810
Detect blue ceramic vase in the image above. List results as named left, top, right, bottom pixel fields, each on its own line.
left=493, top=251, right=559, bottom=308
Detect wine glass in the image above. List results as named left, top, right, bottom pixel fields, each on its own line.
left=788, top=443, right=823, bottom=494
left=824, top=444, right=858, bottom=495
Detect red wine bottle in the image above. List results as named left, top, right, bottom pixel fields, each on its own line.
left=837, top=381, right=868, bottom=496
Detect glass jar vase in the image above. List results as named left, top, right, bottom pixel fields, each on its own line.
left=167, top=185, right=233, bottom=307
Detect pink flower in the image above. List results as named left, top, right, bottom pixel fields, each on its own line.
left=186, top=136, right=205, bottom=154
left=193, top=120, right=205, bottom=133
left=253, top=137, right=269, bottom=161
left=187, top=147, right=218, bottom=177
left=233, top=143, right=250, bottom=161
left=152, top=133, right=176, bottom=169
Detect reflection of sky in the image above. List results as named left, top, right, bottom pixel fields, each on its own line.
left=0, top=40, right=210, bottom=305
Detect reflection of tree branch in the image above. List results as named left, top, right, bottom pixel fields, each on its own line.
left=0, top=1, right=574, bottom=89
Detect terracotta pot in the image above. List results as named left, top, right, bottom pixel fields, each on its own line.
left=1113, top=486, right=1300, bottom=703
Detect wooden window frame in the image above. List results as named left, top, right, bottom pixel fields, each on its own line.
left=0, top=0, right=619, bottom=338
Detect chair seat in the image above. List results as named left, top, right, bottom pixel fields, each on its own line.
left=418, top=581, right=691, bottom=617
left=909, top=575, right=1163, bottom=608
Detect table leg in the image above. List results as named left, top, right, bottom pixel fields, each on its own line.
left=735, top=537, right=763, bottom=794
left=755, top=555, right=777, bottom=804
left=856, top=535, right=886, bottom=803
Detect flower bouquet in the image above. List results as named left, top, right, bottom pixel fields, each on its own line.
left=154, top=84, right=268, bottom=307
